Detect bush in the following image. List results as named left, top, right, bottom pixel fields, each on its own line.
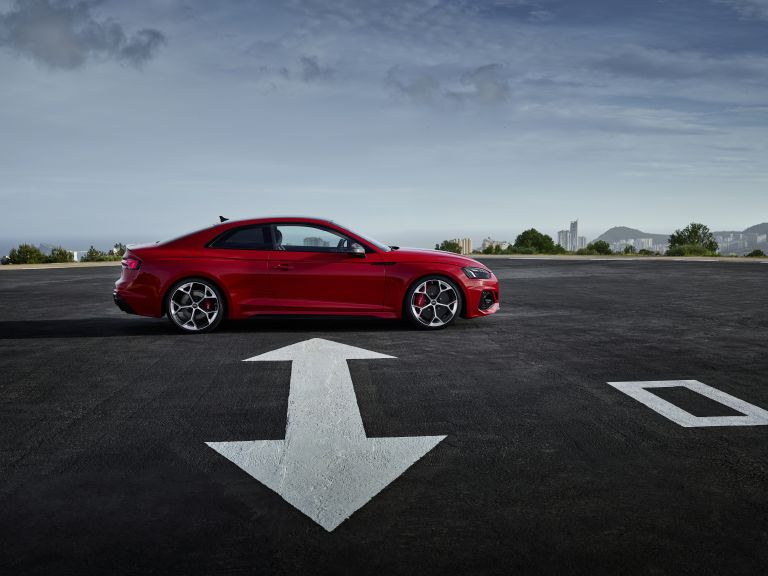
left=576, top=248, right=597, bottom=255
left=746, top=249, right=766, bottom=257
left=638, top=249, right=655, bottom=256
left=669, top=223, right=718, bottom=254
left=437, top=240, right=462, bottom=254
left=623, top=245, right=637, bottom=254
left=8, top=244, right=47, bottom=264
left=81, top=245, right=110, bottom=262
left=506, top=246, right=536, bottom=255
left=513, top=228, right=557, bottom=253
left=48, top=246, right=74, bottom=263
left=666, top=244, right=713, bottom=257
left=586, top=240, right=612, bottom=255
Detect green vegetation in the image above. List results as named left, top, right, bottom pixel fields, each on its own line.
left=5, top=242, right=125, bottom=264
left=436, top=240, right=463, bottom=254
left=81, top=244, right=124, bottom=262
left=8, top=244, right=47, bottom=264
left=513, top=228, right=561, bottom=253
left=746, top=249, right=766, bottom=257
left=623, top=245, right=636, bottom=254
left=667, top=223, right=718, bottom=256
left=49, top=246, right=74, bottom=263
left=8, top=244, right=73, bottom=264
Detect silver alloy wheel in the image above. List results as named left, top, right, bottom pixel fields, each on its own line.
left=169, top=281, right=220, bottom=331
left=410, top=279, right=459, bottom=327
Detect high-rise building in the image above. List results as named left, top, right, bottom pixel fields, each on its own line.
left=557, top=230, right=570, bottom=249
left=452, top=238, right=473, bottom=255
left=577, top=236, right=587, bottom=250
left=569, top=220, right=579, bottom=252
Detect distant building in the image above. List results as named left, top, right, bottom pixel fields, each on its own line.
left=304, top=237, right=330, bottom=247
left=569, top=220, right=579, bottom=252
left=71, top=250, right=88, bottom=262
left=482, top=237, right=509, bottom=251
left=557, top=230, right=570, bottom=249
left=577, top=236, right=587, bottom=250
left=453, top=238, right=473, bottom=255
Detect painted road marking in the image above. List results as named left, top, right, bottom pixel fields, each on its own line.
left=206, top=338, right=446, bottom=531
left=608, top=380, right=768, bottom=427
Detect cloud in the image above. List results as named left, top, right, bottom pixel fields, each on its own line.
left=388, top=63, right=511, bottom=105
left=386, top=67, right=441, bottom=104
left=593, top=46, right=767, bottom=82
left=450, top=63, right=511, bottom=104
left=299, top=55, right=333, bottom=82
left=0, top=0, right=166, bottom=69
left=715, top=0, right=768, bottom=20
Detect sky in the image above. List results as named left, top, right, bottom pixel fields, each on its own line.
left=1, top=0, right=767, bottom=250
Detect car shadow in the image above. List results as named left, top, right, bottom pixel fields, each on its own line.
left=0, top=316, right=422, bottom=339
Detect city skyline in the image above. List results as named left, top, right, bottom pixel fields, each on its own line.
left=1, top=0, right=767, bottom=244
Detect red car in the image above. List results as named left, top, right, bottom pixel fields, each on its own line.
left=114, top=217, right=500, bottom=333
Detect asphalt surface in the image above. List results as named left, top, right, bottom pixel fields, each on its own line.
left=1, top=259, right=766, bottom=575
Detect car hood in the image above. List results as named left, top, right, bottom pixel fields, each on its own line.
left=388, top=247, right=488, bottom=268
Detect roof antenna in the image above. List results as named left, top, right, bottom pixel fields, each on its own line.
left=219, top=216, right=229, bottom=223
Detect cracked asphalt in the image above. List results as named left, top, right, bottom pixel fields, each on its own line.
left=0, top=259, right=766, bottom=575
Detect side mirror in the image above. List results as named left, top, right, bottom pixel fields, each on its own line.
left=349, top=243, right=366, bottom=257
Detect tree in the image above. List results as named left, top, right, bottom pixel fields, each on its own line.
left=745, top=249, right=766, bottom=257
left=112, top=243, right=127, bottom=258
left=587, top=240, right=612, bottom=255
left=8, top=244, right=47, bottom=264
left=48, top=246, right=74, bottom=263
left=623, top=245, right=636, bottom=254
left=668, top=222, right=718, bottom=254
left=437, top=240, right=462, bottom=254
left=513, top=228, right=556, bottom=253
left=81, top=245, right=108, bottom=262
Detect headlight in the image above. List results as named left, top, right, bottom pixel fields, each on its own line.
left=462, top=266, right=492, bottom=279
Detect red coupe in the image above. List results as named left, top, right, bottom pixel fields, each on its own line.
left=114, top=217, right=500, bottom=333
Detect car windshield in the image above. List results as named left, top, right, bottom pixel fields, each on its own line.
left=340, top=225, right=391, bottom=252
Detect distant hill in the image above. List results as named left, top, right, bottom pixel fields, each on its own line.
left=743, top=222, right=768, bottom=235
left=595, top=227, right=668, bottom=244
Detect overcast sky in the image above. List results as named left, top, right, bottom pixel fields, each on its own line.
left=1, top=0, right=767, bottom=249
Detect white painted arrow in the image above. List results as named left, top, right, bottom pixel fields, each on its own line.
left=206, top=338, right=446, bottom=531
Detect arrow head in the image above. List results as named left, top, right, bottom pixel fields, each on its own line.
left=244, top=338, right=396, bottom=362
left=206, top=435, right=445, bottom=531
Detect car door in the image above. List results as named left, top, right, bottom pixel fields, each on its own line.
left=203, top=224, right=273, bottom=316
left=265, top=223, right=387, bottom=314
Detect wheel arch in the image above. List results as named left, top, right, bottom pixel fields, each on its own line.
left=161, top=274, right=231, bottom=319
left=401, top=272, right=468, bottom=319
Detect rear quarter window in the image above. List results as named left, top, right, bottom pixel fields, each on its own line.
left=209, top=226, right=272, bottom=250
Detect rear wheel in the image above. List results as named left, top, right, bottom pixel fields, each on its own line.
left=405, top=276, right=462, bottom=329
left=166, top=278, right=225, bottom=333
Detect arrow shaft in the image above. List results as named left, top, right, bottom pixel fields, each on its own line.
left=285, top=356, right=366, bottom=444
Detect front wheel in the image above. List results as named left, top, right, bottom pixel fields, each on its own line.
left=404, top=276, right=462, bottom=329
left=166, top=278, right=225, bottom=333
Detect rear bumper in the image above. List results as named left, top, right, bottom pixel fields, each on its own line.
left=113, top=291, right=136, bottom=315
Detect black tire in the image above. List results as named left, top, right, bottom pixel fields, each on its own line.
left=404, top=276, right=463, bottom=330
left=165, top=278, right=225, bottom=334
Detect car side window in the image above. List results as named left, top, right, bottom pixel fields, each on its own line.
left=274, top=225, right=357, bottom=253
left=210, top=225, right=272, bottom=250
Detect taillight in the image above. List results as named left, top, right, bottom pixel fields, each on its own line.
left=122, top=256, right=141, bottom=270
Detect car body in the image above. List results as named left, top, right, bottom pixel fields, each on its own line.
left=114, top=217, right=500, bottom=332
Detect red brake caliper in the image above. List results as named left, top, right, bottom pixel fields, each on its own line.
left=414, top=293, right=427, bottom=307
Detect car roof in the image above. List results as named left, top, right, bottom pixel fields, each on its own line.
left=216, top=216, right=337, bottom=227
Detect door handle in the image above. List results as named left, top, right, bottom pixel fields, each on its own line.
left=273, top=263, right=294, bottom=270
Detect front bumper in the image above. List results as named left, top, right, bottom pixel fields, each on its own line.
left=462, top=278, right=500, bottom=318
